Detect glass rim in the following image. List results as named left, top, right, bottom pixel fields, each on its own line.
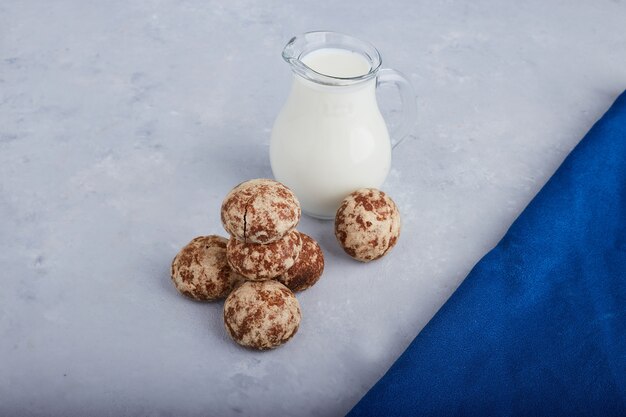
left=282, top=31, right=382, bottom=86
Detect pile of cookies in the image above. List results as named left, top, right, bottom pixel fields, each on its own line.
left=171, top=179, right=324, bottom=350
left=171, top=178, right=402, bottom=350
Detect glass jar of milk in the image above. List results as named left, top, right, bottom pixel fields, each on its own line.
left=270, top=31, right=416, bottom=219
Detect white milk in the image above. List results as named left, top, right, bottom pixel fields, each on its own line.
left=302, top=48, right=371, bottom=78
left=270, top=48, right=391, bottom=219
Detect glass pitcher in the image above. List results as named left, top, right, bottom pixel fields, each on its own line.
left=270, top=31, right=416, bottom=219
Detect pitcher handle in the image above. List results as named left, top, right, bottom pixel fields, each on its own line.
left=376, top=68, right=417, bottom=149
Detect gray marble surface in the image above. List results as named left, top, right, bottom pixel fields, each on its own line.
left=1, top=0, right=625, bottom=415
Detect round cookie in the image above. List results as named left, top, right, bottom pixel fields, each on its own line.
left=221, top=179, right=301, bottom=244
left=227, top=230, right=302, bottom=280
left=334, top=188, right=401, bottom=262
left=171, top=236, right=245, bottom=301
left=223, top=280, right=301, bottom=350
left=278, top=232, right=324, bottom=292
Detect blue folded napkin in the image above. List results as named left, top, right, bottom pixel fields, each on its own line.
left=348, top=91, right=626, bottom=417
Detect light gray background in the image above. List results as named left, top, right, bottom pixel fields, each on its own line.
left=1, top=0, right=625, bottom=416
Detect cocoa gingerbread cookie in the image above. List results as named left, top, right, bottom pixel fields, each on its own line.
left=335, top=188, right=401, bottom=262
left=226, top=230, right=302, bottom=280
left=221, top=179, right=301, bottom=244
left=223, top=280, right=301, bottom=350
left=171, top=235, right=244, bottom=300
left=278, top=232, right=324, bottom=292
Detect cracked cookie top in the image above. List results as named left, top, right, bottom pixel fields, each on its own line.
left=220, top=179, right=301, bottom=244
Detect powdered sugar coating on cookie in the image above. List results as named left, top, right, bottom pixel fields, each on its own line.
left=335, top=188, right=401, bottom=262
left=223, top=280, right=301, bottom=350
left=226, top=230, right=302, bottom=280
left=278, top=232, right=324, bottom=292
left=220, top=179, right=301, bottom=244
left=171, top=236, right=245, bottom=300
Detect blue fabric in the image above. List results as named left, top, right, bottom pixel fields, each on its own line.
left=348, top=91, right=626, bottom=417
